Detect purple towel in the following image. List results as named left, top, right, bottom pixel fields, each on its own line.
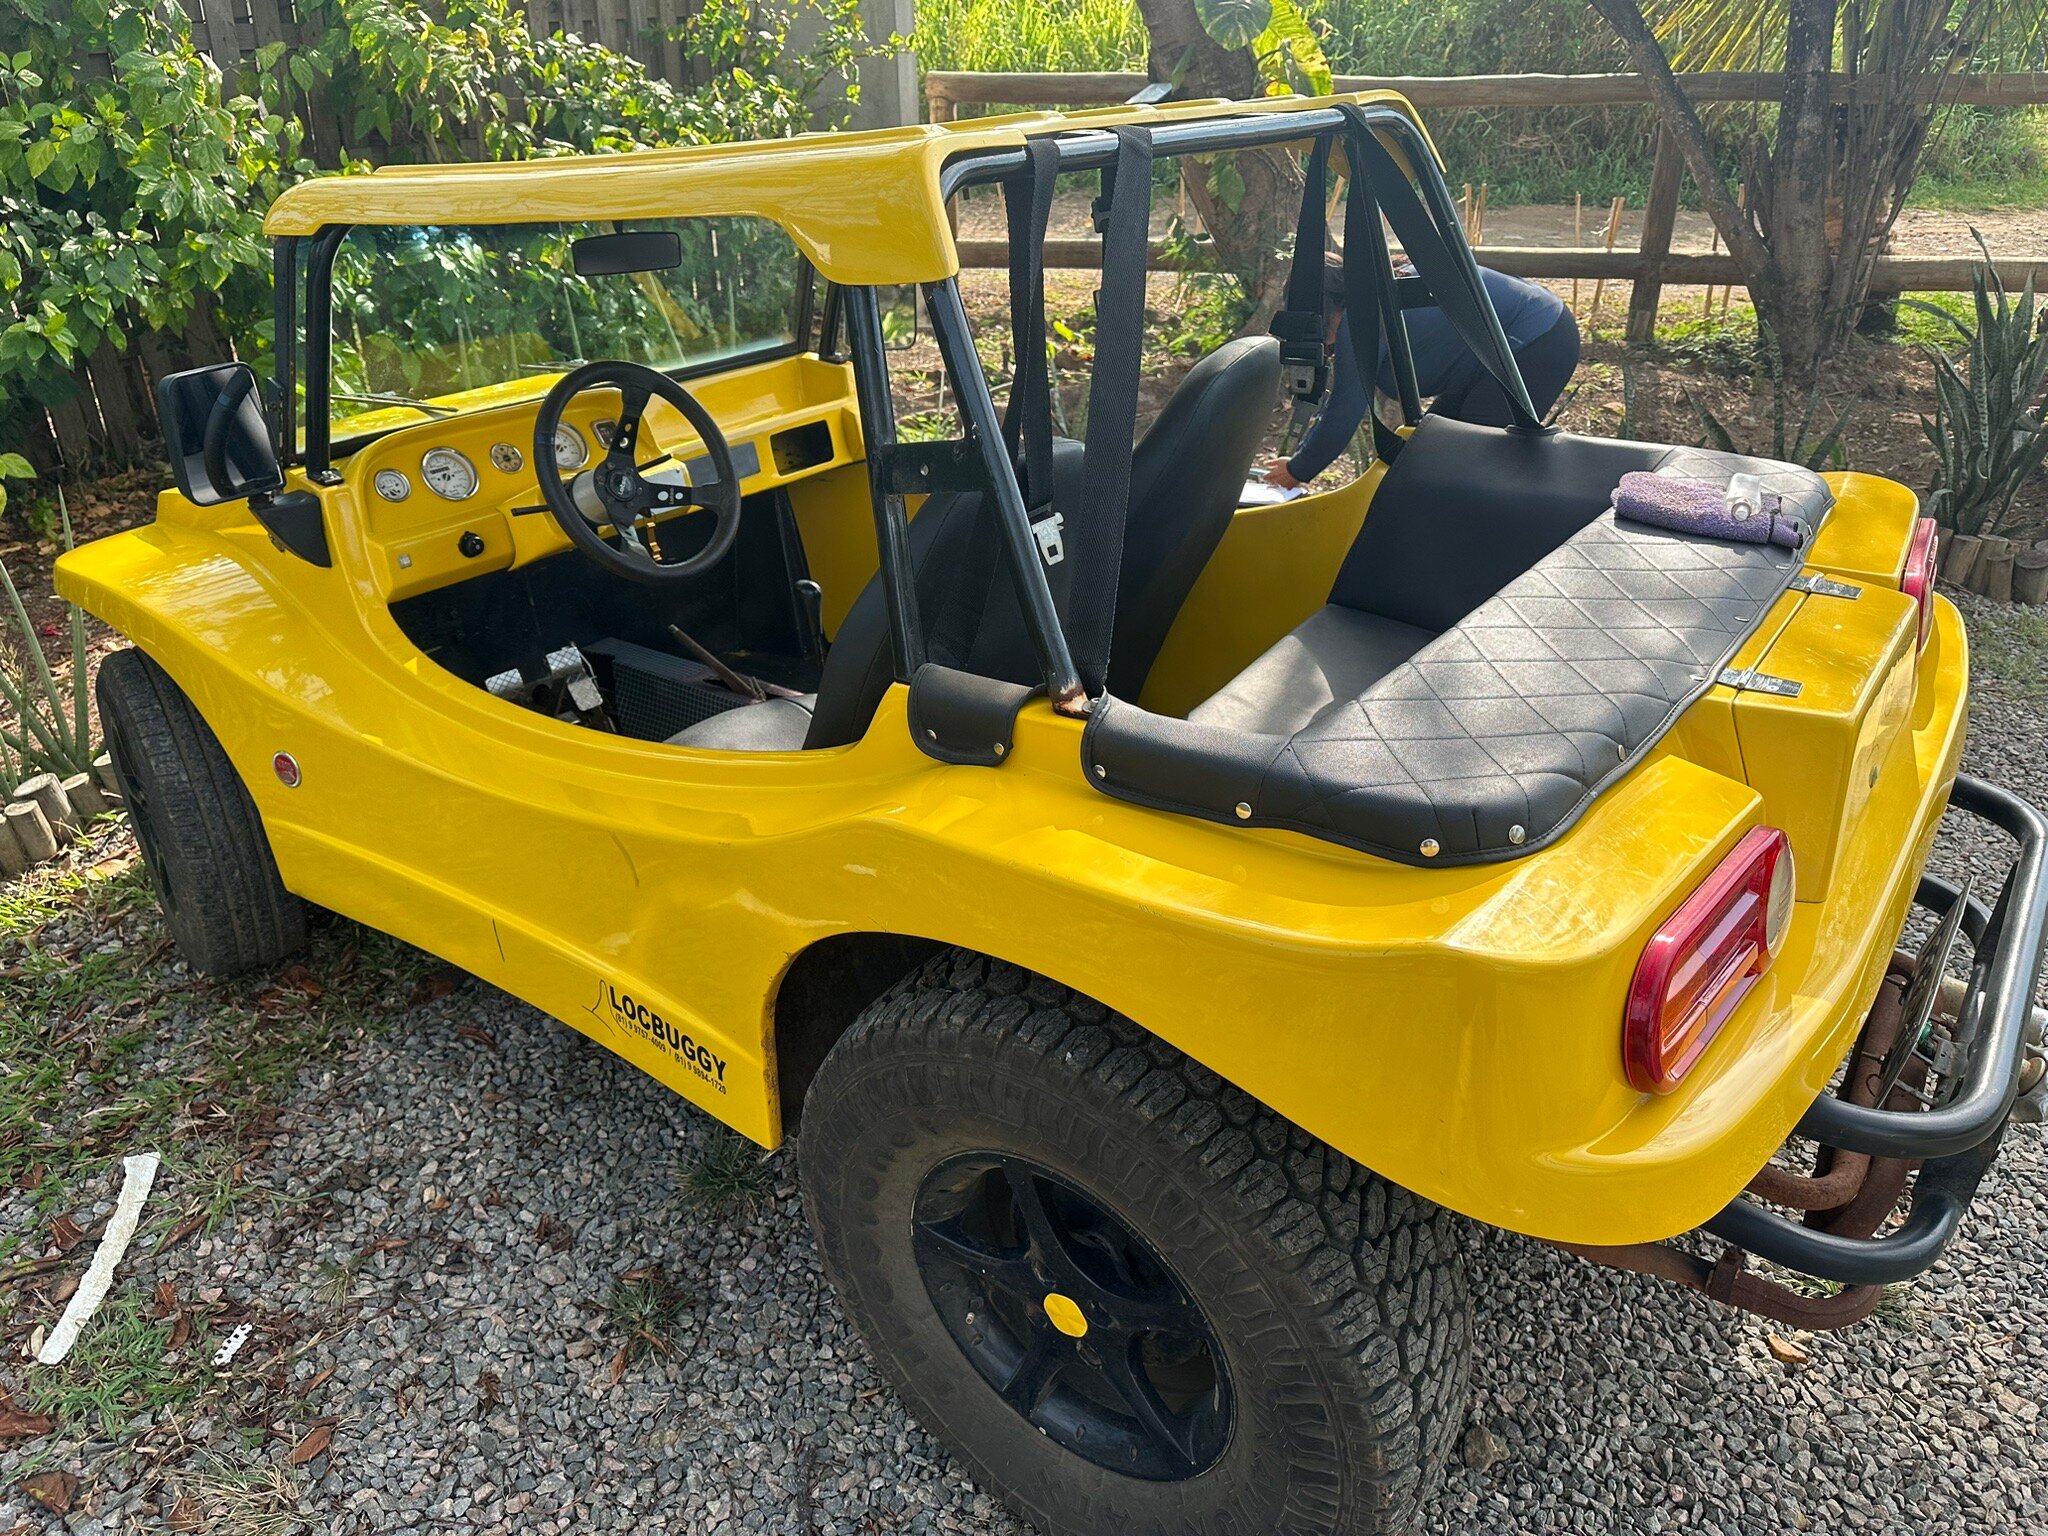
left=1611, top=471, right=1805, bottom=549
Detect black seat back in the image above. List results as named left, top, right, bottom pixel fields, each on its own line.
left=1328, top=415, right=1664, bottom=633
left=1106, top=334, right=1281, bottom=698
left=807, top=337, right=1281, bottom=747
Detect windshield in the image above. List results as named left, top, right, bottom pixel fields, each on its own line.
left=326, top=216, right=803, bottom=445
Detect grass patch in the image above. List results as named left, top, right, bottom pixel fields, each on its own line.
left=17, top=1290, right=211, bottom=1437
left=603, top=1264, right=693, bottom=1372
left=0, top=825, right=441, bottom=1257
left=171, top=1449, right=305, bottom=1536
left=1965, top=603, right=2048, bottom=703
left=678, top=1125, right=775, bottom=1217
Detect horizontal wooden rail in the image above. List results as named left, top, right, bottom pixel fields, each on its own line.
left=953, top=237, right=2048, bottom=295
left=925, top=69, right=2048, bottom=113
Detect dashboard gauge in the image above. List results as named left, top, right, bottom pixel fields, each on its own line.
left=489, top=442, right=523, bottom=474
left=552, top=423, right=589, bottom=471
left=592, top=418, right=618, bottom=449
left=420, top=447, right=478, bottom=501
left=373, top=468, right=411, bottom=502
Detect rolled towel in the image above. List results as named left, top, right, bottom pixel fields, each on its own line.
left=1611, top=470, right=1804, bottom=548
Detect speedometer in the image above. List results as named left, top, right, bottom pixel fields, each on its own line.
left=420, top=447, right=478, bottom=501
left=552, top=423, right=589, bottom=471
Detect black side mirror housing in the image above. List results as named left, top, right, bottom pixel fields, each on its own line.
left=155, top=362, right=331, bottom=567
left=157, top=362, right=285, bottom=507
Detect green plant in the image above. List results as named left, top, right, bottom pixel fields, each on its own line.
left=0, top=1, right=305, bottom=428
left=1684, top=324, right=1858, bottom=471
left=16, top=1290, right=207, bottom=1437
left=678, top=1124, right=776, bottom=1215
left=603, top=1263, right=693, bottom=1370
left=1, top=486, right=95, bottom=784
left=1905, top=234, right=2048, bottom=537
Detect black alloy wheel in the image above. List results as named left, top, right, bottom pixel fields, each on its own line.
left=911, top=1151, right=1231, bottom=1480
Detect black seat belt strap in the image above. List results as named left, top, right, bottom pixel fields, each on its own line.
left=1349, top=124, right=1544, bottom=431
left=1270, top=135, right=1332, bottom=414
left=1000, top=137, right=1062, bottom=553
left=1068, top=127, right=1154, bottom=699
left=1337, top=149, right=1405, bottom=467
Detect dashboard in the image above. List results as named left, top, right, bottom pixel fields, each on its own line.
left=341, top=353, right=863, bottom=602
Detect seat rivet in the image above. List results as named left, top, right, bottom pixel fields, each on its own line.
left=992, top=742, right=1006, bottom=758
left=1093, top=764, right=1107, bottom=780
left=1508, top=824, right=1526, bottom=845
left=1234, top=801, right=1252, bottom=820
left=925, top=727, right=938, bottom=742
left=1420, top=837, right=1440, bottom=858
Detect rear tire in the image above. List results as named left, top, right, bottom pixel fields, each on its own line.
left=799, top=949, right=1472, bottom=1536
left=96, top=647, right=307, bottom=974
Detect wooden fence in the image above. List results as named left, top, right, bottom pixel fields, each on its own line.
left=928, top=69, right=2048, bottom=344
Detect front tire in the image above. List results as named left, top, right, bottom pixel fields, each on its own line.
left=96, top=647, right=307, bottom=975
left=799, top=950, right=1471, bottom=1536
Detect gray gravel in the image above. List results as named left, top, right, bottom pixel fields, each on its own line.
left=4, top=589, right=2047, bottom=1534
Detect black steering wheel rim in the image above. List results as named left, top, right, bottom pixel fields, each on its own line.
left=532, top=360, right=743, bottom=584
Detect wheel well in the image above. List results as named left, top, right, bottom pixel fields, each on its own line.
left=773, top=931, right=946, bottom=1132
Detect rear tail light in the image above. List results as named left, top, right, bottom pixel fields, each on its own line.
left=1900, top=516, right=1938, bottom=651
left=1624, top=827, right=1795, bottom=1094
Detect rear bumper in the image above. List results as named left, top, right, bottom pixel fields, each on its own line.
left=1703, top=772, right=2048, bottom=1287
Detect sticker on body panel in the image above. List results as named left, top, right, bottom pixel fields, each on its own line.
left=589, top=981, right=728, bottom=1092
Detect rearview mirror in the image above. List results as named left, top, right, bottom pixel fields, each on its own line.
left=572, top=230, right=682, bottom=278
left=156, top=362, right=284, bottom=507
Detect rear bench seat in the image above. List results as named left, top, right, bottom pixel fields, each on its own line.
left=1086, top=416, right=1835, bottom=866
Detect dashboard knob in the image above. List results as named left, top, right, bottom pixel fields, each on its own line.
left=457, top=530, right=485, bottom=559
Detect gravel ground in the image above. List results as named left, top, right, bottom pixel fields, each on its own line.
left=3, top=592, right=2046, bottom=1535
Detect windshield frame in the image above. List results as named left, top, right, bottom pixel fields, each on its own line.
left=276, top=221, right=817, bottom=478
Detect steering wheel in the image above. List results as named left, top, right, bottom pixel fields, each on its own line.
left=532, top=361, right=743, bottom=584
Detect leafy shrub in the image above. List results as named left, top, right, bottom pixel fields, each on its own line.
left=1, top=485, right=96, bottom=785
left=0, top=1, right=302, bottom=434
left=1908, top=236, right=2048, bottom=537
left=0, top=0, right=881, bottom=474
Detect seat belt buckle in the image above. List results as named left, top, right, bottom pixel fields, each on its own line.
left=1030, top=507, right=1065, bottom=566
left=1269, top=309, right=1328, bottom=404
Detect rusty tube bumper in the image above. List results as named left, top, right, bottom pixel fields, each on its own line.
left=1704, top=773, right=2048, bottom=1288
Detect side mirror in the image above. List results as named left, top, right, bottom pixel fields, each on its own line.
left=879, top=287, right=923, bottom=352
left=157, top=363, right=284, bottom=507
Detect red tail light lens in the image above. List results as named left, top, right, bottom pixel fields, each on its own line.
left=1624, top=827, right=1794, bottom=1094
left=1900, top=516, right=1938, bottom=651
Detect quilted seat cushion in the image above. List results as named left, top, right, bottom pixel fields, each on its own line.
left=1084, top=498, right=1825, bottom=865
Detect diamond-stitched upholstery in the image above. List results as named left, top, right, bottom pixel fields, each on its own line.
left=1082, top=442, right=1832, bottom=865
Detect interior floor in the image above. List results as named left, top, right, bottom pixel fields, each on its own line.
left=389, top=487, right=826, bottom=742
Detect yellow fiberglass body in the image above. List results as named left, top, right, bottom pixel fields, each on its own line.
left=56, top=96, right=1970, bottom=1255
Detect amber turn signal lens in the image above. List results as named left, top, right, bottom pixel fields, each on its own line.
left=1624, top=827, right=1793, bottom=1095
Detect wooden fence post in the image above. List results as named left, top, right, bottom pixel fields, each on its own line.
left=1626, top=127, right=1686, bottom=347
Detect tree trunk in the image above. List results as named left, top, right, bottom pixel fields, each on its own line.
left=1764, top=0, right=1841, bottom=388
left=1134, top=0, right=1300, bottom=328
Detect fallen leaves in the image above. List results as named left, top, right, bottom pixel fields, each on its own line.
left=455, top=1024, right=497, bottom=1050
left=0, top=1391, right=53, bottom=1443
left=167, top=1495, right=206, bottom=1531
left=410, top=967, right=466, bottom=1006
left=20, top=1470, right=75, bottom=1513
left=1766, top=1333, right=1811, bottom=1368
left=47, top=1216, right=85, bottom=1255
left=290, top=1422, right=334, bottom=1466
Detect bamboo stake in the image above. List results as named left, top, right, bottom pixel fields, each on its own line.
left=1723, top=186, right=1745, bottom=318
left=1588, top=196, right=1625, bottom=330
left=1572, top=194, right=1583, bottom=314
left=1470, top=183, right=1489, bottom=246
left=1703, top=219, right=1722, bottom=318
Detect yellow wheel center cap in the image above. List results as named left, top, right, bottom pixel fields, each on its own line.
left=1043, top=1291, right=1089, bottom=1339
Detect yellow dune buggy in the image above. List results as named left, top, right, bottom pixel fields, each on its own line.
left=60, top=93, right=2048, bottom=1534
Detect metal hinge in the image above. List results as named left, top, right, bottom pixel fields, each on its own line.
left=1790, top=572, right=1862, bottom=599
left=1717, top=666, right=1803, bottom=698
